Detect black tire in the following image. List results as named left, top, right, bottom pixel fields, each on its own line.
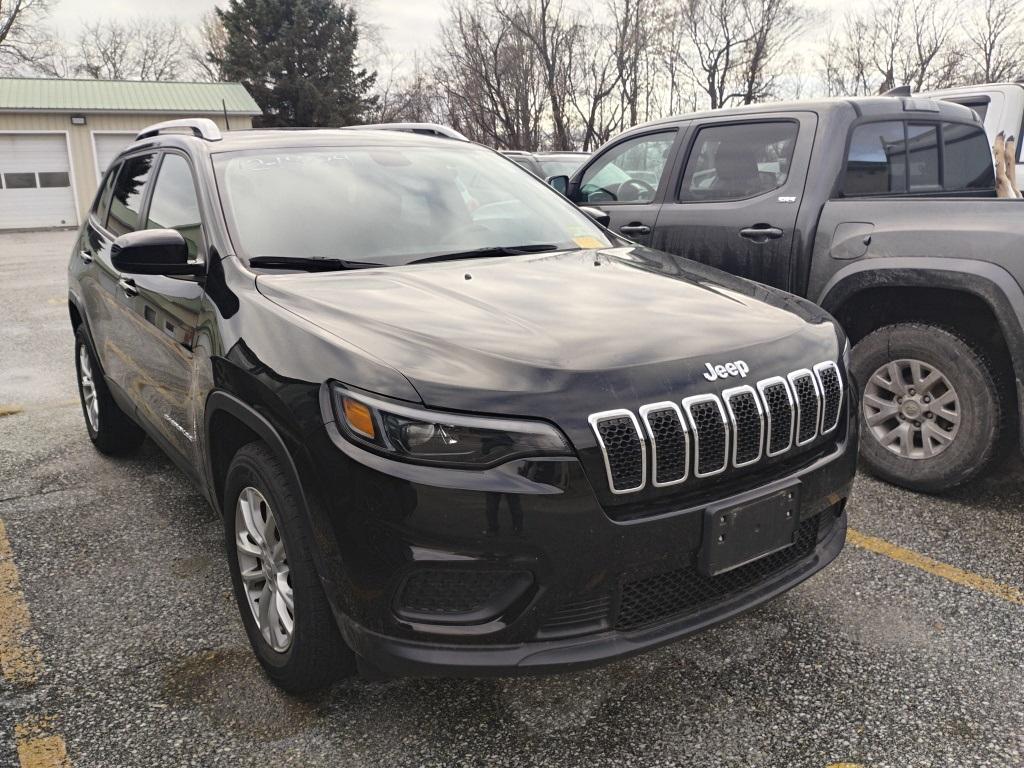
left=851, top=323, right=1003, bottom=493
left=223, top=442, right=355, bottom=693
left=74, top=326, right=146, bottom=455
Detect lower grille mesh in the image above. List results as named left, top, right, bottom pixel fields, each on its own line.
left=398, top=570, right=525, bottom=615
left=615, top=513, right=823, bottom=631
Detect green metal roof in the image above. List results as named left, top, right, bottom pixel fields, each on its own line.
left=0, top=78, right=261, bottom=115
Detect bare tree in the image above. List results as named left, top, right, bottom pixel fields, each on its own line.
left=965, top=0, right=1024, bottom=82
left=76, top=18, right=189, bottom=81
left=736, top=0, right=805, bottom=104
left=190, top=11, right=228, bottom=82
left=0, top=0, right=52, bottom=73
left=568, top=20, right=625, bottom=148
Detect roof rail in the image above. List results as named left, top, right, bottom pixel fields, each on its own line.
left=343, top=122, right=469, bottom=141
left=136, top=118, right=223, bottom=142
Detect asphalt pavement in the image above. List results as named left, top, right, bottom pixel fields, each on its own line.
left=1, top=230, right=1022, bottom=767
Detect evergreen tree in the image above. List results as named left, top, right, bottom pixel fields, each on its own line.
left=212, top=0, right=376, bottom=127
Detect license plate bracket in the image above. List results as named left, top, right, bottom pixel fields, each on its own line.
left=699, top=485, right=800, bottom=577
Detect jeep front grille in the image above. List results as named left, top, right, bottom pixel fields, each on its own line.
left=589, top=361, right=842, bottom=494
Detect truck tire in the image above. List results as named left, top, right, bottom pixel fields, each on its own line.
left=851, top=323, right=1002, bottom=493
left=224, top=442, right=356, bottom=693
left=74, top=327, right=146, bottom=455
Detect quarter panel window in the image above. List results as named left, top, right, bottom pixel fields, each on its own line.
left=106, top=154, right=155, bottom=236
left=92, top=162, right=120, bottom=222
left=845, top=122, right=908, bottom=195
left=943, top=122, right=995, bottom=191
left=678, top=121, right=798, bottom=202
left=146, top=154, right=203, bottom=258
left=579, top=132, right=676, bottom=204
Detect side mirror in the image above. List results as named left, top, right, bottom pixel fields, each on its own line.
left=578, top=206, right=610, bottom=228
left=546, top=174, right=570, bottom=196
left=111, top=229, right=203, bottom=276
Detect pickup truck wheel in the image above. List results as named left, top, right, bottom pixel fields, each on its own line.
left=851, top=324, right=1002, bottom=493
left=74, top=327, right=145, bottom=455
left=224, top=442, right=355, bottom=693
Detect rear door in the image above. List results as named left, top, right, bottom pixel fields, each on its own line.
left=651, top=114, right=816, bottom=290
left=571, top=129, right=681, bottom=246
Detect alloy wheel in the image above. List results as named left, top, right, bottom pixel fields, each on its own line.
left=235, top=486, right=294, bottom=652
left=78, top=345, right=100, bottom=433
left=862, top=358, right=961, bottom=459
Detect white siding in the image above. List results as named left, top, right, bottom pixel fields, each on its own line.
left=92, top=132, right=136, bottom=181
left=0, top=133, right=77, bottom=229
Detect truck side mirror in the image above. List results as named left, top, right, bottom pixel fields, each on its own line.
left=546, top=174, right=570, bottom=196
left=578, top=206, right=610, bottom=228
left=111, top=229, right=204, bottom=276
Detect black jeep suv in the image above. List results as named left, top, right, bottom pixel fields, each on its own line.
left=68, top=118, right=856, bottom=692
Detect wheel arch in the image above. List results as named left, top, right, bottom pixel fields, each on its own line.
left=819, top=258, right=1024, bottom=454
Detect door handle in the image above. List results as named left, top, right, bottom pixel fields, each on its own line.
left=79, top=250, right=93, bottom=264
left=739, top=225, right=784, bottom=243
left=118, top=277, right=139, bottom=297
left=619, top=224, right=652, bottom=236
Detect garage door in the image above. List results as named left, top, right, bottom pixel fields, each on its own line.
left=0, top=133, right=77, bottom=230
left=93, top=133, right=135, bottom=181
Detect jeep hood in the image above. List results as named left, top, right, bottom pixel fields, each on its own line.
left=255, top=246, right=841, bottom=423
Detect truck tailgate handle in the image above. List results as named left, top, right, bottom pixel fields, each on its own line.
left=739, top=225, right=784, bottom=243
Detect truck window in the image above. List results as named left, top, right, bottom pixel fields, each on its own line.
left=942, top=122, right=995, bottom=191
left=146, top=154, right=204, bottom=259
left=907, top=124, right=940, bottom=192
left=579, top=132, right=676, bottom=204
left=845, top=122, right=908, bottom=195
left=91, top=161, right=120, bottom=224
left=678, top=121, right=798, bottom=202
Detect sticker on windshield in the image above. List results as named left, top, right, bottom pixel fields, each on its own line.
left=573, top=236, right=605, bottom=249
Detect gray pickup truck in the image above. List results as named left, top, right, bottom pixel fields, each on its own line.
left=549, top=96, right=1021, bottom=493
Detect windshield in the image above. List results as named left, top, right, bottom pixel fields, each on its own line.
left=214, top=144, right=612, bottom=266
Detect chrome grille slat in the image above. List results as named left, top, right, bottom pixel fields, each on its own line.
left=639, top=402, right=689, bottom=487
left=589, top=360, right=841, bottom=494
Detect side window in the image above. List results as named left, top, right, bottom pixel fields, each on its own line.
left=106, top=153, right=155, bottom=236
left=845, top=121, right=908, bottom=195
left=943, top=122, right=995, bottom=191
left=91, top=162, right=120, bottom=222
left=678, top=121, right=798, bottom=202
left=146, top=154, right=204, bottom=259
left=579, top=132, right=676, bottom=204
left=907, top=123, right=940, bottom=191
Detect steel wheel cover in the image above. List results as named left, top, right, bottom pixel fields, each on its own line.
left=235, top=486, right=294, bottom=652
left=862, top=358, right=961, bottom=460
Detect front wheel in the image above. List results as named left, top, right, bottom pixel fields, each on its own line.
left=224, top=442, right=355, bottom=693
left=851, top=323, right=1003, bottom=493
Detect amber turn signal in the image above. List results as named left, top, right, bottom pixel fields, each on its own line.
left=342, top=397, right=376, bottom=439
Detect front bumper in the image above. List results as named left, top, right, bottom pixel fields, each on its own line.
left=307, top=407, right=857, bottom=678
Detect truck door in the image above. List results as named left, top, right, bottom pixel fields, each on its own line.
left=570, top=129, right=680, bottom=246
left=651, top=114, right=816, bottom=290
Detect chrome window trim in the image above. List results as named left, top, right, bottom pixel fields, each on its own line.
left=588, top=409, right=647, bottom=494
left=756, top=376, right=795, bottom=457
left=682, top=394, right=729, bottom=478
left=722, top=385, right=765, bottom=468
left=787, top=369, right=822, bottom=447
left=813, top=360, right=844, bottom=434
left=639, top=401, right=690, bottom=487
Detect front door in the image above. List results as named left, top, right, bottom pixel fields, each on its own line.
left=570, top=129, right=681, bottom=246
left=652, top=115, right=816, bottom=290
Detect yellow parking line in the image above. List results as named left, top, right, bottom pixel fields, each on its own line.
left=0, top=519, right=42, bottom=686
left=15, top=717, right=70, bottom=768
left=847, top=528, right=1024, bottom=607
left=0, top=404, right=25, bottom=418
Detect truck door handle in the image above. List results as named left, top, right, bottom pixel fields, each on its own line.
left=619, top=224, right=652, bottom=236
left=79, top=250, right=93, bottom=264
left=739, top=225, right=784, bottom=243
left=118, top=277, right=139, bottom=297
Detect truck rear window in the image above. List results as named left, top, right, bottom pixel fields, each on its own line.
left=844, top=120, right=993, bottom=196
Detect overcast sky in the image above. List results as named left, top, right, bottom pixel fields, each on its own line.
left=48, top=0, right=846, bottom=69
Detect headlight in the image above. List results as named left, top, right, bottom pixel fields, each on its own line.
left=330, top=384, right=571, bottom=467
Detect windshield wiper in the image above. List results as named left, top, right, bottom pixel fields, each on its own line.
left=248, top=256, right=386, bottom=272
left=407, top=243, right=567, bottom=265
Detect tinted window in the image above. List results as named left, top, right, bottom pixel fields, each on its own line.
left=146, top=154, right=203, bottom=258
left=845, top=122, right=908, bottom=195
left=92, top=163, right=120, bottom=221
left=107, top=154, right=155, bottom=236
left=4, top=173, right=36, bottom=189
left=907, top=124, right=940, bottom=191
left=579, top=132, right=675, bottom=204
left=215, top=145, right=612, bottom=265
left=943, top=122, right=995, bottom=191
left=679, top=121, right=798, bottom=201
